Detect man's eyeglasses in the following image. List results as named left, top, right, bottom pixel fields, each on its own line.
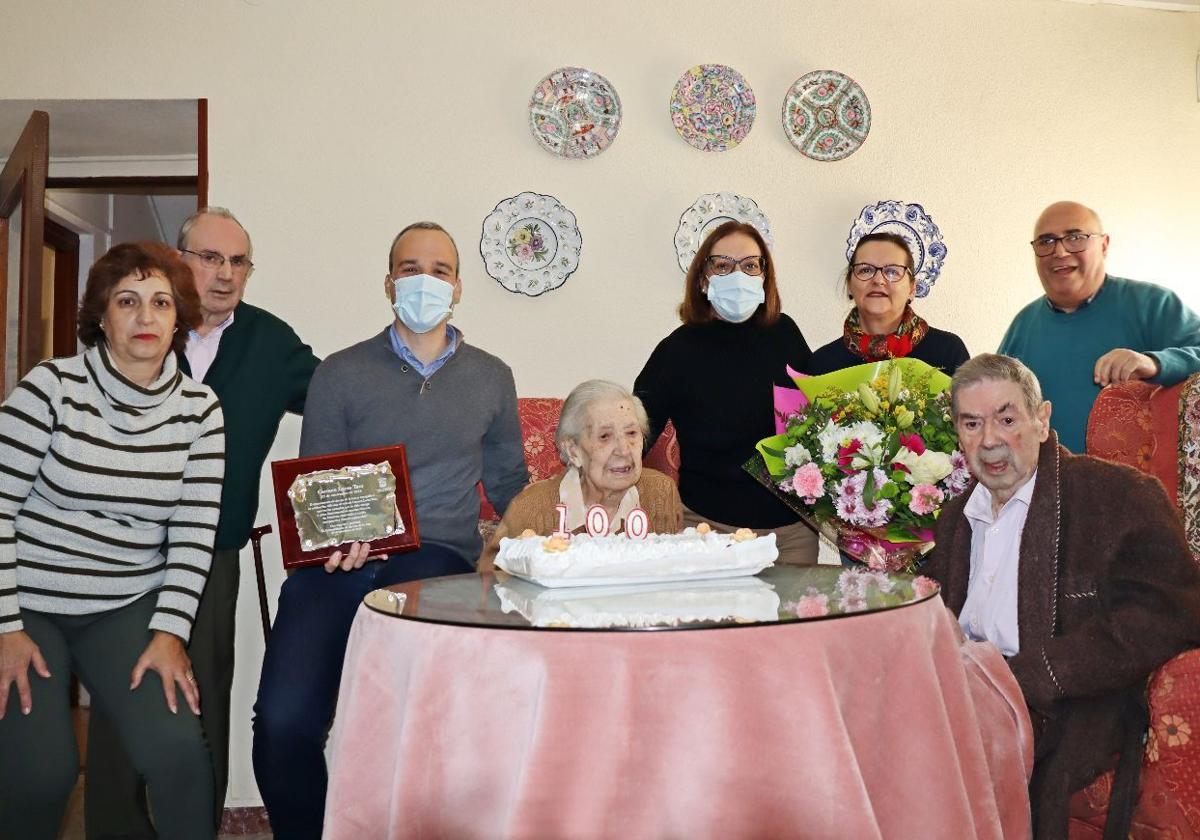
left=181, top=249, right=254, bottom=273
left=850, top=263, right=910, bottom=284
left=1029, top=232, right=1102, bottom=258
left=706, top=255, right=766, bottom=276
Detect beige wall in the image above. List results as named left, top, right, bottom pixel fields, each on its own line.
left=5, top=0, right=1199, bottom=809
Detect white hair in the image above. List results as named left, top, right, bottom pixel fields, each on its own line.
left=177, top=206, right=253, bottom=258
left=555, top=380, right=650, bottom=464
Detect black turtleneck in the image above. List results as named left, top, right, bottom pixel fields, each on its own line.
left=634, top=313, right=811, bottom=528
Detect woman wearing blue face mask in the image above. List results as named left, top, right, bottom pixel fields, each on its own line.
left=634, top=221, right=819, bottom=565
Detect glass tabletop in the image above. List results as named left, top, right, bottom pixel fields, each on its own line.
left=363, top=565, right=939, bottom=632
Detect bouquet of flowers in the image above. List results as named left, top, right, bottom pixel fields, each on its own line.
left=747, top=359, right=971, bottom=573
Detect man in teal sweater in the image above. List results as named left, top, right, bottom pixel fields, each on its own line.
left=998, top=201, right=1200, bottom=452
left=87, top=207, right=320, bottom=836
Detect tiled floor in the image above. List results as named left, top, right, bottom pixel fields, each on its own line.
left=56, top=707, right=272, bottom=839
left=58, top=776, right=273, bottom=839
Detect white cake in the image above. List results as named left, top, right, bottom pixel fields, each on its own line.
left=495, top=577, right=781, bottom=628
left=493, top=527, right=778, bottom=588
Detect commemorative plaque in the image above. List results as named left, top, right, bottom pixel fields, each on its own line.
left=271, top=445, right=420, bottom=569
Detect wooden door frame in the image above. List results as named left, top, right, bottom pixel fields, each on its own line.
left=0, top=109, right=49, bottom=392
left=197, top=98, right=208, bottom=209
left=43, top=216, right=79, bottom=359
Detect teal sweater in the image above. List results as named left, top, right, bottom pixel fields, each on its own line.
left=998, top=276, right=1200, bottom=453
left=180, top=302, right=320, bottom=550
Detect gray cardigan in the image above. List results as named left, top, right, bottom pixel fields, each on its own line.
left=299, top=327, right=528, bottom=562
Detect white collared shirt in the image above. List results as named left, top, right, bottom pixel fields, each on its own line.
left=959, top=470, right=1038, bottom=657
left=559, top=467, right=640, bottom=532
left=184, top=312, right=235, bottom=382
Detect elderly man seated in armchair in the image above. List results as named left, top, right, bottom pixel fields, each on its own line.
left=921, top=354, right=1200, bottom=839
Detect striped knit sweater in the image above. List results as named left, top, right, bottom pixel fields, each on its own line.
left=0, top=343, right=225, bottom=642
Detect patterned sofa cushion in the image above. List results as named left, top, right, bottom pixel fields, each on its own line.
left=1070, top=374, right=1200, bottom=837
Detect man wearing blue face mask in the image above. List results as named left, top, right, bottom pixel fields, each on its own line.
left=251, top=221, right=529, bottom=839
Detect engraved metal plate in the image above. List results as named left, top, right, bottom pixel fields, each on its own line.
left=288, top=461, right=406, bottom=551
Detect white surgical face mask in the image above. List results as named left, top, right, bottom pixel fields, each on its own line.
left=706, top=271, right=765, bottom=323
left=392, top=273, right=454, bottom=334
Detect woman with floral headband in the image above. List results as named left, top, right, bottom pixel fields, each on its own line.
left=809, top=232, right=969, bottom=376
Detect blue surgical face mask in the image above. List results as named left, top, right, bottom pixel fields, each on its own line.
left=706, top=271, right=765, bottom=323
left=391, top=273, right=455, bottom=334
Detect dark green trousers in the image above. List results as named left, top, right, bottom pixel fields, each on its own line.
left=85, top=548, right=239, bottom=837
left=0, top=593, right=214, bottom=840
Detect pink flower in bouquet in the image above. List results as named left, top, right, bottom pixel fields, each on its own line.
left=790, top=589, right=829, bottom=618
left=898, top=432, right=926, bottom=455
left=946, top=450, right=972, bottom=494
left=790, top=463, right=824, bottom=502
left=834, top=469, right=893, bottom=529
left=912, top=576, right=939, bottom=599
left=908, top=484, right=945, bottom=516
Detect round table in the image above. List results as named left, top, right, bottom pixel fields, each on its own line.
left=324, top=567, right=1033, bottom=839
left=362, top=565, right=938, bottom=631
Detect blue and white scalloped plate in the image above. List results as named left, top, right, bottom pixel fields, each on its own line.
left=844, top=200, right=946, bottom=298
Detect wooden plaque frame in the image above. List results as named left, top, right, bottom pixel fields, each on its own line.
left=271, top=445, right=420, bottom=569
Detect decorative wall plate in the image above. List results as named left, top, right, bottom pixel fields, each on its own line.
left=529, top=67, right=622, bottom=159
left=480, top=192, right=582, bottom=296
left=845, top=201, right=946, bottom=298
left=783, top=70, right=871, bottom=162
left=669, top=64, right=756, bottom=152
left=675, top=193, right=773, bottom=273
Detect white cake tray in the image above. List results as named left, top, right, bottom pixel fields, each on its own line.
left=498, top=561, right=776, bottom=589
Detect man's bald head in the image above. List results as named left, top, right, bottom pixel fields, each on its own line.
left=1030, top=201, right=1110, bottom=312
left=1033, top=201, right=1103, bottom=238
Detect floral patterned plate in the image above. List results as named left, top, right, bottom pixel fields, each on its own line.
left=783, top=70, right=871, bottom=162
left=669, top=64, right=756, bottom=152
left=480, top=192, right=582, bottom=296
left=675, top=193, right=773, bottom=273
left=845, top=200, right=946, bottom=298
left=529, top=66, right=622, bottom=159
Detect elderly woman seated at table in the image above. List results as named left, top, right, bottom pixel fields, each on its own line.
left=480, top=380, right=682, bottom=570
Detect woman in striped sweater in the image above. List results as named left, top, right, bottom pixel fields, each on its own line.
left=0, top=242, right=225, bottom=839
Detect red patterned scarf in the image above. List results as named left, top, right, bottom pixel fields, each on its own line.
left=843, top=305, right=929, bottom=362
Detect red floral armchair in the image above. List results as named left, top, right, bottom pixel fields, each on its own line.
left=1069, top=373, right=1200, bottom=837
left=478, top=397, right=680, bottom=526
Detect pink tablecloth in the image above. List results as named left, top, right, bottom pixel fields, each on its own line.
left=325, top=596, right=1033, bottom=839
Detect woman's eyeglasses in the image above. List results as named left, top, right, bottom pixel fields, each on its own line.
left=850, top=263, right=910, bottom=284
left=706, top=255, right=765, bottom=276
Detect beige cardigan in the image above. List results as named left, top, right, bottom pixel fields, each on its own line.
left=478, top=468, right=683, bottom=571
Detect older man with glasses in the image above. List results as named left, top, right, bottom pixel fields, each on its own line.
left=998, top=200, right=1200, bottom=452
left=86, top=207, right=320, bottom=837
